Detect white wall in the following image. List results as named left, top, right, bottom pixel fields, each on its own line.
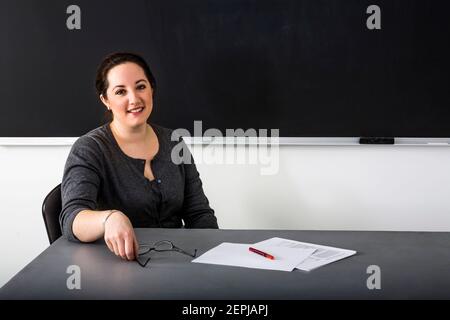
left=1, top=143, right=450, bottom=287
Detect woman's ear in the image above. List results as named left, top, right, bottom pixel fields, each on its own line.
left=100, top=94, right=110, bottom=110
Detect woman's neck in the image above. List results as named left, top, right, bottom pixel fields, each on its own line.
left=110, top=121, right=150, bottom=144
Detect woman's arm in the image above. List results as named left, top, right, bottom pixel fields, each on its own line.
left=60, top=136, right=138, bottom=260
left=73, top=209, right=139, bottom=261
left=72, top=209, right=112, bottom=242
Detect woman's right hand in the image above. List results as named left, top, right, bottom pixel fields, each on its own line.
left=103, top=211, right=139, bottom=261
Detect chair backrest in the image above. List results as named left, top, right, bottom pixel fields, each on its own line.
left=42, top=184, right=62, bottom=244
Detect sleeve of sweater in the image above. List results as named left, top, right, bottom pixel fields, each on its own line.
left=59, top=136, right=102, bottom=242
left=179, top=139, right=219, bottom=229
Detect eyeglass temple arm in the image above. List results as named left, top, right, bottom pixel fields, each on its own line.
left=174, top=247, right=197, bottom=257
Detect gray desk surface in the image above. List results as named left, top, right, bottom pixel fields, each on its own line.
left=1, top=229, right=449, bottom=299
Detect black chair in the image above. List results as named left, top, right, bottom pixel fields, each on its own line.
left=42, top=184, right=62, bottom=244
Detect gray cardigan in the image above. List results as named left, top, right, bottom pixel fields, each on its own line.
left=60, top=123, right=218, bottom=242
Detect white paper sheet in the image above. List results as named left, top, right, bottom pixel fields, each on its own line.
left=253, top=237, right=357, bottom=271
left=192, top=242, right=316, bottom=272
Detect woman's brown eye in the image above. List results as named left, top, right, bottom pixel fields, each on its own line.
left=138, top=85, right=146, bottom=90
left=116, top=89, right=125, bottom=95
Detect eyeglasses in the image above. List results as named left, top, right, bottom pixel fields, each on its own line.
left=136, top=240, right=197, bottom=268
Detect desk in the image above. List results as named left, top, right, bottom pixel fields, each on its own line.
left=1, top=229, right=449, bottom=299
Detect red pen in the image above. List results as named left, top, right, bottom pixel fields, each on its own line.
left=249, top=247, right=275, bottom=260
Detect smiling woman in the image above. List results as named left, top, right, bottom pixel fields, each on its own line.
left=96, top=53, right=157, bottom=128
left=59, top=52, right=219, bottom=263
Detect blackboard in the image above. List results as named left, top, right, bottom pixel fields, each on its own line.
left=1, top=0, right=450, bottom=137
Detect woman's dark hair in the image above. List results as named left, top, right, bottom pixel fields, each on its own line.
left=95, top=51, right=157, bottom=99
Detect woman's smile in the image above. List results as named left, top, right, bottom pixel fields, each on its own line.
left=127, top=106, right=145, bottom=115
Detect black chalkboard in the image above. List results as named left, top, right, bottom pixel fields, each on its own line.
left=1, top=0, right=450, bottom=137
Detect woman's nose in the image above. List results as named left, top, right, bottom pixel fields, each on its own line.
left=128, top=89, right=141, bottom=104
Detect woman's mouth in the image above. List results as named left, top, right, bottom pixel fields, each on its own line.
left=127, top=106, right=145, bottom=115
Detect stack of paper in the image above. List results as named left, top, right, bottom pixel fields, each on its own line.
left=254, top=237, right=357, bottom=271
left=192, top=237, right=356, bottom=272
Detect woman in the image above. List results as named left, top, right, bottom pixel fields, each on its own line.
left=60, top=52, right=218, bottom=261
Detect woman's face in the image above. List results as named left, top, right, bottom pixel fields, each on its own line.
left=100, top=62, right=153, bottom=129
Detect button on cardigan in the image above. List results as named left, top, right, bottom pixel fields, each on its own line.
left=60, top=123, right=218, bottom=242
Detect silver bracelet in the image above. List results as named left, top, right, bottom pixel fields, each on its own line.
left=103, top=209, right=118, bottom=230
